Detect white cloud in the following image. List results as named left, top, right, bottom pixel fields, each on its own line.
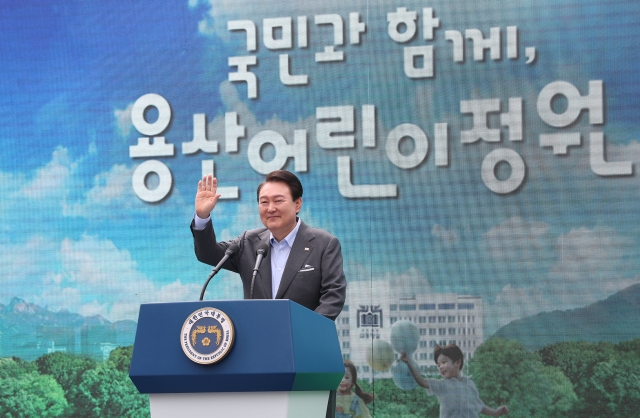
left=114, top=103, right=134, bottom=138
left=0, top=234, right=202, bottom=322
left=479, top=219, right=639, bottom=333
left=0, top=236, right=59, bottom=304
left=1, top=142, right=104, bottom=219
left=487, top=284, right=550, bottom=332
left=487, top=274, right=640, bottom=335
left=431, top=224, right=459, bottom=247
left=381, top=267, right=433, bottom=298
left=484, top=216, right=553, bottom=269
left=550, top=226, right=630, bottom=283
left=343, top=268, right=433, bottom=296
left=19, top=146, right=74, bottom=200
left=483, top=223, right=638, bottom=333
left=59, top=235, right=141, bottom=286
left=342, top=261, right=371, bottom=284
left=0, top=171, right=21, bottom=194
left=213, top=200, right=263, bottom=241
left=47, top=286, right=84, bottom=311
left=106, top=278, right=205, bottom=321
left=63, top=164, right=138, bottom=217
left=78, top=299, right=110, bottom=318
left=63, top=162, right=188, bottom=219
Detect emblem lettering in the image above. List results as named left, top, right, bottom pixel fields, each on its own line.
left=181, top=307, right=235, bottom=365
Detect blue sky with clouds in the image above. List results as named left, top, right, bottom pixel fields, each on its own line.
left=1, top=0, right=639, bottom=336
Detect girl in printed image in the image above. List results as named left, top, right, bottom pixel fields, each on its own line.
left=400, top=344, right=509, bottom=418
left=335, top=360, right=373, bottom=418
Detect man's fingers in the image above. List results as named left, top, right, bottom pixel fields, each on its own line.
left=197, top=175, right=217, bottom=191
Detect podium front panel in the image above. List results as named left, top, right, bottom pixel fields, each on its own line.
left=129, top=300, right=344, bottom=394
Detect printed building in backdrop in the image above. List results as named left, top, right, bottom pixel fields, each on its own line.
left=336, top=281, right=483, bottom=378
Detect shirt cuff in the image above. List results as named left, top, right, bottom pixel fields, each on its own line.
left=193, top=213, right=211, bottom=230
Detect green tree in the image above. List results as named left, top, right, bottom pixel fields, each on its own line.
left=470, top=338, right=577, bottom=418
left=0, top=357, right=36, bottom=379
left=582, top=358, right=640, bottom=418
left=0, top=358, right=68, bottom=417
left=359, top=375, right=438, bottom=417
left=36, top=351, right=97, bottom=394
left=107, top=345, right=134, bottom=372
left=368, top=400, right=422, bottom=418
left=538, top=340, right=615, bottom=388
left=614, top=338, right=640, bottom=361
left=35, top=351, right=97, bottom=417
left=536, top=339, right=640, bottom=418
left=73, top=361, right=149, bottom=418
left=539, top=365, right=579, bottom=417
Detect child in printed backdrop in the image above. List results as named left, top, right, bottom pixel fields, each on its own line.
left=336, top=360, right=373, bottom=418
left=401, top=344, right=509, bottom=418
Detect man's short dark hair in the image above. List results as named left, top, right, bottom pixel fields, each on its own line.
left=434, top=343, right=464, bottom=369
left=256, top=170, right=303, bottom=201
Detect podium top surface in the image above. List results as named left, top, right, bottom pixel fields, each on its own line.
left=129, top=300, right=344, bottom=394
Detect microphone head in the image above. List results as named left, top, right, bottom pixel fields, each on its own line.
left=256, top=242, right=269, bottom=256
left=225, top=242, right=241, bottom=257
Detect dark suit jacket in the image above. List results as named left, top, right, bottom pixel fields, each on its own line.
left=191, top=219, right=346, bottom=320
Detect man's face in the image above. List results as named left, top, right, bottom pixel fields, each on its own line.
left=258, top=181, right=302, bottom=241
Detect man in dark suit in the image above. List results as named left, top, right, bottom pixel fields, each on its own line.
left=190, top=170, right=346, bottom=320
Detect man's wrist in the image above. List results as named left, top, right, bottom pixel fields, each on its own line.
left=195, top=211, right=210, bottom=219
left=193, top=212, right=211, bottom=230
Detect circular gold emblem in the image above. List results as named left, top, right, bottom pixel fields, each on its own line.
left=180, top=307, right=235, bottom=364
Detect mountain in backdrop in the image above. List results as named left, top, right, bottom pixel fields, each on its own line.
left=491, top=283, right=640, bottom=351
left=0, top=297, right=137, bottom=361
left=4, top=284, right=640, bottom=360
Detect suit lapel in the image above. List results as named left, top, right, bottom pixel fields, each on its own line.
left=256, top=231, right=273, bottom=299
left=275, top=222, right=314, bottom=299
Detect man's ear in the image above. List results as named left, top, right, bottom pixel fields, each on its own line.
left=454, top=359, right=462, bottom=370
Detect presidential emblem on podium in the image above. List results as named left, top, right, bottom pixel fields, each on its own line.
left=181, top=307, right=235, bottom=364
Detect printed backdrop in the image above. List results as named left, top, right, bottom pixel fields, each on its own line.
left=1, top=0, right=639, bottom=416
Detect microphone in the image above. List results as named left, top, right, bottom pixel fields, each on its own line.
left=199, top=242, right=241, bottom=300
left=250, top=243, right=269, bottom=299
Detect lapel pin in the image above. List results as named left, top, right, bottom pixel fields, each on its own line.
left=305, top=247, right=309, bottom=251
